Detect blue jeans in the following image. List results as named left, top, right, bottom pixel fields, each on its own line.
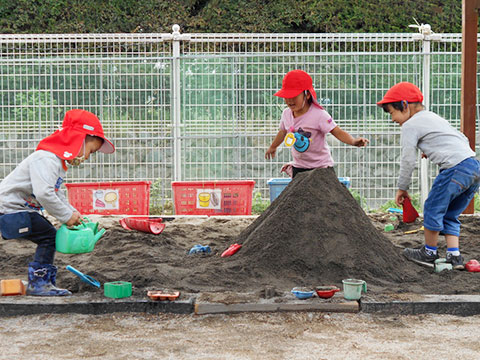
left=424, top=157, right=480, bottom=236
left=1, top=212, right=57, bottom=264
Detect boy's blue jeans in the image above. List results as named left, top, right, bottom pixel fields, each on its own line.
left=424, top=157, right=480, bottom=237
left=0, top=212, right=57, bottom=264
left=22, top=212, right=57, bottom=264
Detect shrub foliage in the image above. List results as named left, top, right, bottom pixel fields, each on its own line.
left=0, top=0, right=462, bottom=34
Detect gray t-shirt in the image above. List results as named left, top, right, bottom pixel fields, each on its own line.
left=398, top=110, right=476, bottom=190
left=0, top=150, right=76, bottom=223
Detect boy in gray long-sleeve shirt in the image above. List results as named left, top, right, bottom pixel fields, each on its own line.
left=378, top=82, right=480, bottom=270
left=0, top=109, right=115, bottom=296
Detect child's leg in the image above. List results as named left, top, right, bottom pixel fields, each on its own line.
left=404, top=157, right=479, bottom=265
left=424, top=157, right=480, bottom=235
left=443, top=179, right=479, bottom=237
left=445, top=234, right=459, bottom=249
left=21, top=213, right=71, bottom=296
left=440, top=158, right=479, bottom=268
left=424, top=228, right=440, bottom=247
left=21, top=212, right=57, bottom=264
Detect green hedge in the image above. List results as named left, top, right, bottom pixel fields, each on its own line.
left=0, top=0, right=462, bottom=34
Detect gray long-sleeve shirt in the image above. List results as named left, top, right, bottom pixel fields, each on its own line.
left=0, top=150, right=76, bottom=223
left=398, top=110, right=476, bottom=190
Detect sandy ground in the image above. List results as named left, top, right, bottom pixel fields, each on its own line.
left=1, top=312, right=480, bottom=359
left=3, top=206, right=480, bottom=359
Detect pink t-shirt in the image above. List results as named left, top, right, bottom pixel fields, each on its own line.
left=280, top=104, right=337, bottom=169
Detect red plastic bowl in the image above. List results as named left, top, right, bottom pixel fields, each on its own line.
left=315, top=286, right=340, bottom=299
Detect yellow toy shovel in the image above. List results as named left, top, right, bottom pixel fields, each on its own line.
left=404, top=226, right=424, bottom=234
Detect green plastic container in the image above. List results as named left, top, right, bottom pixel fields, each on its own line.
left=342, top=279, right=367, bottom=300
left=434, top=258, right=453, bottom=273
left=384, top=224, right=394, bottom=232
left=104, top=281, right=132, bottom=299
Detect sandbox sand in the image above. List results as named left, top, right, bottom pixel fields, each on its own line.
left=1, top=168, right=480, bottom=299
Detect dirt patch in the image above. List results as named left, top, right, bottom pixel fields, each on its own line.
left=1, top=312, right=480, bottom=359
left=1, top=167, right=480, bottom=298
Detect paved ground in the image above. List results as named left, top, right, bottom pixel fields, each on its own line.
left=1, top=312, right=480, bottom=359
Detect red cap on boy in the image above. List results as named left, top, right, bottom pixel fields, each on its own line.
left=377, top=82, right=424, bottom=105
left=36, top=109, right=115, bottom=160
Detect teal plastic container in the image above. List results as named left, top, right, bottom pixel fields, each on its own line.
left=104, top=281, right=132, bottom=299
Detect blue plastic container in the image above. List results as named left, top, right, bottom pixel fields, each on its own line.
left=291, top=288, right=315, bottom=300
left=267, top=176, right=351, bottom=202
left=267, top=178, right=292, bottom=203
left=337, top=177, right=351, bottom=189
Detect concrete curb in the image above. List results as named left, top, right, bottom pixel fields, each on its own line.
left=0, top=298, right=195, bottom=317
left=194, top=301, right=359, bottom=315
left=3, top=295, right=480, bottom=317
left=362, top=301, right=480, bottom=316
left=362, top=295, right=480, bottom=316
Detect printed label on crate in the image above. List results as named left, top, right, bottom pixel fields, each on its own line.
left=92, top=189, right=120, bottom=210
left=196, top=189, right=222, bottom=210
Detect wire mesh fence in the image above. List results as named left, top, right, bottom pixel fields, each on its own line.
left=0, top=29, right=476, bottom=212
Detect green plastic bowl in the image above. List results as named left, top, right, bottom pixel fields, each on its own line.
left=104, top=281, right=132, bottom=299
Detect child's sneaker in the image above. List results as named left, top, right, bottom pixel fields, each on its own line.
left=446, top=253, right=464, bottom=270
left=403, top=245, right=439, bottom=265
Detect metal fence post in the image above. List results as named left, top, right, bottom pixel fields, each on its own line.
left=171, top=24, right=182, bottom=181
left=413, top=25, right=442, bottom=210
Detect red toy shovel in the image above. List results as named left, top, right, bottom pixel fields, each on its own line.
left=403, top=197, right=419, bottom=223
left=221, top=243, right=242, bottom=257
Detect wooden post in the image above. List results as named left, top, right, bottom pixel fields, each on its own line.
left=461, top=0, right=480, bottom=213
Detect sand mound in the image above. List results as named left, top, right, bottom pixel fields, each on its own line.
left=231, top=168, right=418, bottom=288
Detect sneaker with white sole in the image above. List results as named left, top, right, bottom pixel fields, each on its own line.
left=446, top=253, right=464, bottom=270
left=403, top=245, right=439, bottom=265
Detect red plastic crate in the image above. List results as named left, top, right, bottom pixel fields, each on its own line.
left=171, top=180, right=255, bottom=215
left=65, top=181, right=151, bottom=215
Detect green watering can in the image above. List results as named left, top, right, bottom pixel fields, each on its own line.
left=55, top=218, right=106, bottom=254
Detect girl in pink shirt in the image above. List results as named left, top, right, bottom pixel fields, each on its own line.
left=265, top=70, right=368, bottom=177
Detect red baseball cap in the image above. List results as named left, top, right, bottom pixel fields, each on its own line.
left=36, top=109, right=115, bottom=160
left=274, top=70, right=323, bottom=108
left=377, top=82, right=424, bottom=105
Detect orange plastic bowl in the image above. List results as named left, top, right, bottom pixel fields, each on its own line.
left=147, top=290, right=180, bottom=301
left=315, top=286, right=340, bottom=299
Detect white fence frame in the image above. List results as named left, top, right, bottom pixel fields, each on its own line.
left=0, top=27, right=476, bottom=212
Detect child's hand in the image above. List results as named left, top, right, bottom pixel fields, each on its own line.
left=66, top=211, right=82, bottom=227
left=352, top=137, right=369, bottom=147
left=265, top=146, right=277, bottom=159
left=395, top=190, right=409, bottom=207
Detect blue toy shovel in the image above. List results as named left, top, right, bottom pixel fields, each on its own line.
left=66, top=265, right=101, bottom=288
